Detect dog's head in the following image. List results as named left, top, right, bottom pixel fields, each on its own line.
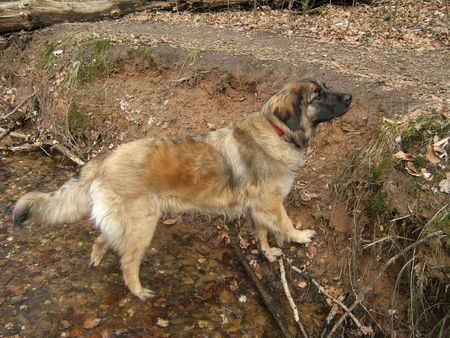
left=261, top=79, right=352, bottom=146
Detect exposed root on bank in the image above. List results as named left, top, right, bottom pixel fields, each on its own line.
left=327, top=230, right=444, bottom=337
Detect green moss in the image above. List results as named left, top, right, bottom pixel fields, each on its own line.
left=434, top=212, right=450, bottom=229
left=369, top=191, right=389, bottom=214
left=371, top=156, right=395, bottom=181
left=68, top=102, right=89, bottom=136
left=401, top=113, right=449, bottom=153
left=37, top=42, right=59, bottom=71
left=94, top=39, right=114, bottom=54
left=36, top=34, right=116, bottom=84
left=75, top=38, right=116, bottom=81
left=413, top=156, right=428, bottom=169
left=128, top=45, right=152, bottom=57
left=423, top=211, right=450, bottom=250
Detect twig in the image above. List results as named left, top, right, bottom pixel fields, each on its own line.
left=0, top=127, right=28, bottom=140
left=279, top=258, right=308, bottom=338
left=0, top=89, right=39, bottom=120
left=326, top=230, right=444, bottom=337
left=51, top=143, right=85, bottom=166
left=227, top=221, right=293, bottom=338
left=321, top=292, right=347, bottom=338
left=310, top=279, right=371, bottom=336
left=0, top=143, right=42, bottom=152
left=0, top=125, right=16, bottom=142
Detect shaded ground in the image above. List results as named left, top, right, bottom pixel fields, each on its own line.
left=0, top=6, right=448, bottom=338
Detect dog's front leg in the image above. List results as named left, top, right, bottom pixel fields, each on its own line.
left=250, top=201, right=316, bottom=262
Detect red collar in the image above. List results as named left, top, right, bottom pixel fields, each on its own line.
left=268, top=120, right=300, bottom=148
left=269, top=120, right=285, bottom=137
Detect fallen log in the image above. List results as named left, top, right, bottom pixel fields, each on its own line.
left=0, top=0, right=165, bottom=34
left=0, top=0, right=286, bottom=34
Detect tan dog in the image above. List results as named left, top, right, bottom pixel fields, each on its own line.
left=13, top=80, right=352, bottom=300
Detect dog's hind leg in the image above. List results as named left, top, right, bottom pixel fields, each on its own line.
left=255, top=225, right=284, bottom=263
left=90, top=234, right=109, bottom=267
left=246, top=214, right=283, bottom=263
left=119, top=212, right=159, bottom=301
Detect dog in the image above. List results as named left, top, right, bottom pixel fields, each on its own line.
left=13, top=79, right=352, bottom=300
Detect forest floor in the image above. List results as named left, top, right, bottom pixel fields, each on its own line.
left=0, top=2, right=448, bottom=337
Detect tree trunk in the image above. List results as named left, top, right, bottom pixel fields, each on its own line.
left=0, top=1, right=373, bottom=35
left=0, top=0, right=269, bottom=34
left=0, top=1, right=155, bottom=34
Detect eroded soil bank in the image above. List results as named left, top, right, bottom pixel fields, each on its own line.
left=1, top=7, right=448, bottom=337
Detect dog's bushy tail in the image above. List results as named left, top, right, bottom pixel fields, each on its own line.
left=13, top=160, right=100, bottom=226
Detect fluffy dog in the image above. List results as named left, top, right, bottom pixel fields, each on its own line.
left=13, top=79, right=352, bottom=300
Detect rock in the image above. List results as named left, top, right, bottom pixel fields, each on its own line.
left=219, top=289, right=234, bottom=304
left=156, top=318, right=169, bottom=328
left=60, top=320, right=72, bottom=329
left=10, top=295, right=26, bottom=305
left=83, top=317, right=101, bottom=329
left=198, top=320, right=209, bottom=329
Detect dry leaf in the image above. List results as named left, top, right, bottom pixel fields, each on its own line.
left=434, top=137, right=449, bottom=149
left=83, top=317, right=101, bottom=329
left=249, top=260, right=263, bottom=279
left=392, top=151, right=413, bottom=161
left=420, top=168, right=433, bottom=181
left=425, top=145, right=441, bottom=164
left=239, top=237, right=251, bottom=249
left=163, top=218, right=177, bottom=225
left=405, top=161, right=421, bottom=176
left=437, top=105, right=449, bottom=119
left=301, top=192, right=319, bottom=201
left=296, top=281, right=307, bottom=288
left=439, top=178, right=450, bottom=194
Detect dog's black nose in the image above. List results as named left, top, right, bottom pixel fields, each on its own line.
left=343, top=94, right=352, bottom=105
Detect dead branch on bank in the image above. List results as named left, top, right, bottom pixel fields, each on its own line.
left=326, top=230, right=445, bottom=337
left=310, top=279, right=371, bottom=336
left=279, top=258, right=308, bottom=337
left=0, top=125, right=18, bottom=142
left=0, top=139, right=85, bottom=166
left=0, top=89, right=39, bottom=120
left=320, top=292, right=348, bottom=338
left=227, top=221, right=294, bottom=338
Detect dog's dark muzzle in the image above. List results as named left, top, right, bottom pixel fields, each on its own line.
left=342, top=94, right=352, bottom=107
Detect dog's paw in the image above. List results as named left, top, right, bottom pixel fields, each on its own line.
left=291, top=229, right=316, bottom=244
left=90, top=252, right=103, bottom=267
left=134, top=288, right=155, bottom=301
left=263, top=247, right=284, bottom=263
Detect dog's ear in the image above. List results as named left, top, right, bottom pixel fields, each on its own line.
left=262, top=89, right=302, bottom=131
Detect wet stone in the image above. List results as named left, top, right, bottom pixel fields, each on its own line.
left=218, top=289, right=234, bottom=304
left=10, top=295, right=26, bottom=305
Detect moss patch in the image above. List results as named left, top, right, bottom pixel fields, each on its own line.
left=401, top=112, right=449, bottom=153
left=369, top=191, right=390, bottom=214
left=371, top=155, right=395, bottom=181
left=36, top=34, right=118, bottom=86
left=68, top=102, right=89, bottom=137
